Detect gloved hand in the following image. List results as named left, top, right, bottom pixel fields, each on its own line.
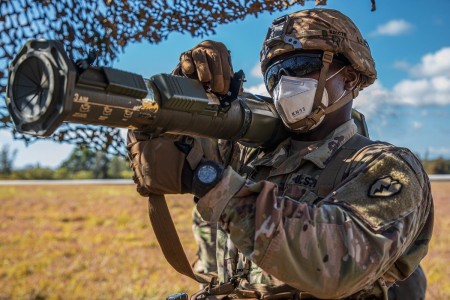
left=126, top=131, right=204, bottom=196
left=173, top=40, right=234, bottom=95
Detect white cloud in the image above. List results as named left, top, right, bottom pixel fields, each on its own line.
left=410, top=47, right=450, bottom=77
left=358, top=75, right=450, bottom=109
left=432, top=76, right=450, bottom=90
left=371, top=19, right=413, bottom=36
left=355, top=81, right=390, bottom=119
left=392, top=79, right=429, bottom=105
left=359, top=47, right=450, bottom=113
left=393, top=60, right=412, bottom=72
left=244, top=83, right=270, bottom=96
left=392, top=76, right=450, bottom=106
left=412, top=121, right=423, bottom=129
left=251, top=62, right=263, bottom=79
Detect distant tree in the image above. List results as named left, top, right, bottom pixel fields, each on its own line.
left=60, top=146, right=97, bottom=173
left=59, top=145, right=112, bottom=179
left=108, top=156, right=132, bottom=179
left=430, top=157, right=450, bottom=174
left=0, top=144, right=17, bottom=175
left=422, top=157, right=450, bottom=175
left=0, top=0, right=377, bottom=157
left=93, top=151, right=110, bottom=179
left=12, top=165, right=54, bottom=180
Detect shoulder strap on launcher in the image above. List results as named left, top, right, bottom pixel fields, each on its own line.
left=148, top=194, right=214, bottom=283
left=148, top=194, right=244, bottom=299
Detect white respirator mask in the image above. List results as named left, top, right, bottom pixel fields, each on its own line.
left=273, top=66, right=346, bottom=132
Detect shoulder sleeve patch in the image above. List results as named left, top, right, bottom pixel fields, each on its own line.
left=332, top=146, right=425, bottom=232
left=368, top=175, right=402, bottom=197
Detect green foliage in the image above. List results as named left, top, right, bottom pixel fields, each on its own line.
left=60, top=146, right=97, bottom=173
left=52, top=167, right=70, bottom=180
left=108, top=156, right=133, bottom=179
left=9, top=166, right=54, bottom=180
left=0, top=144, right=132, bottom=180
left=423, top=157, right=450, bottom=175
left=0, top=144, right=17, bottom=176
left=59, top=146, right=117, bottom=179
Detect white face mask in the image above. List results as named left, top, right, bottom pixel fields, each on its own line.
left=272, top=66, right=345, bottom=132
left=273, top=76, right=328, bottom=131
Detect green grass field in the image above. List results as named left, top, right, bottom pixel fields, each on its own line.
left=0, top=182, right=448, bottom=299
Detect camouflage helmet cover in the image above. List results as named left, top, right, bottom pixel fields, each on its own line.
left=260, top=9, right=377, bottom=89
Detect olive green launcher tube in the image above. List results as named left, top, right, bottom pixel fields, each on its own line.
left=6, top=40, right=287, bottom=147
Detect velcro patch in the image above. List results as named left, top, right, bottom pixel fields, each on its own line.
left=368, top=175, right=402, bottom=198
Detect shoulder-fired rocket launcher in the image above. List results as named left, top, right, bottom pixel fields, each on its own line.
left=5, top=40, right=368, bottom=145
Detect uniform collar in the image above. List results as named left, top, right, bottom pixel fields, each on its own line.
left=303, top=120, right=357, bottom=168
left=251, top=120, right=357, bottom=176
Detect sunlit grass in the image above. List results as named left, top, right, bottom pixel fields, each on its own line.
left=421, top=182, right=450, bottom=299
left=0, top=183, right=448, bottom=299
left=0, top=185, right=198, bottom=299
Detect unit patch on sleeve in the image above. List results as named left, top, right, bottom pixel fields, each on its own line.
left=368, top=175, right=402, bottom=197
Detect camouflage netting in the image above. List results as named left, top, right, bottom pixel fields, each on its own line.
left=0, top=0, right=376, bottom=156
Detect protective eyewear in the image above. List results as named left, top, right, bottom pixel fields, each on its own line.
left=264, top=53, right=323, bottom=93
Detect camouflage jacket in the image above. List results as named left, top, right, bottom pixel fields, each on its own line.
left=195, top=120, right=433, bottom=299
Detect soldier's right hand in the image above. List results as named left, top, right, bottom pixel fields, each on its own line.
left=173, top=40, right=234, bottom=95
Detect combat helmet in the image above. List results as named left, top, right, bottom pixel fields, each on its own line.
left=261, top=8, right=376, bottom=88
left=260, top=9, right=377, bottom=132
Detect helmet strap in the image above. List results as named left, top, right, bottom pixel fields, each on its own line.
left=288, top=51, right=334, bottom=131
left=324, top=85, right=360, bottom=114
left=312, top=51, right=334, bottom=110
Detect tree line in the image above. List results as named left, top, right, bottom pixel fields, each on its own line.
left=0, top=145, right=132, bottom=180
left=1, top=144, right=449, bottom=180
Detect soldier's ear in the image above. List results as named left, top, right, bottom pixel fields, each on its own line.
left=344, top=66, right=360, bottom=91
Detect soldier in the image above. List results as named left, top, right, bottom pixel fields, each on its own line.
left=127, top=9, right=433, bottom=300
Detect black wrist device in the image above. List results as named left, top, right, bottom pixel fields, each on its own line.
left=193, top=160, right=224, bottom=197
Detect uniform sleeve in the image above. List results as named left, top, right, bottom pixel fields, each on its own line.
left=190, top=138, right=248, bottom=274
left=196, top=145, right=433, bottom=299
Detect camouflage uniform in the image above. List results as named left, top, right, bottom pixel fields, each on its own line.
left=183, top=8, right=433, bottom=300
left=193, top=120, right=433, bottom=299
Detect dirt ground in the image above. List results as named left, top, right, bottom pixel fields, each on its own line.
left=0, top=182, right=448, bottom=299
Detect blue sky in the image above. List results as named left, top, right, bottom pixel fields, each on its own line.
left=2, top=0, right=450, bottom=168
